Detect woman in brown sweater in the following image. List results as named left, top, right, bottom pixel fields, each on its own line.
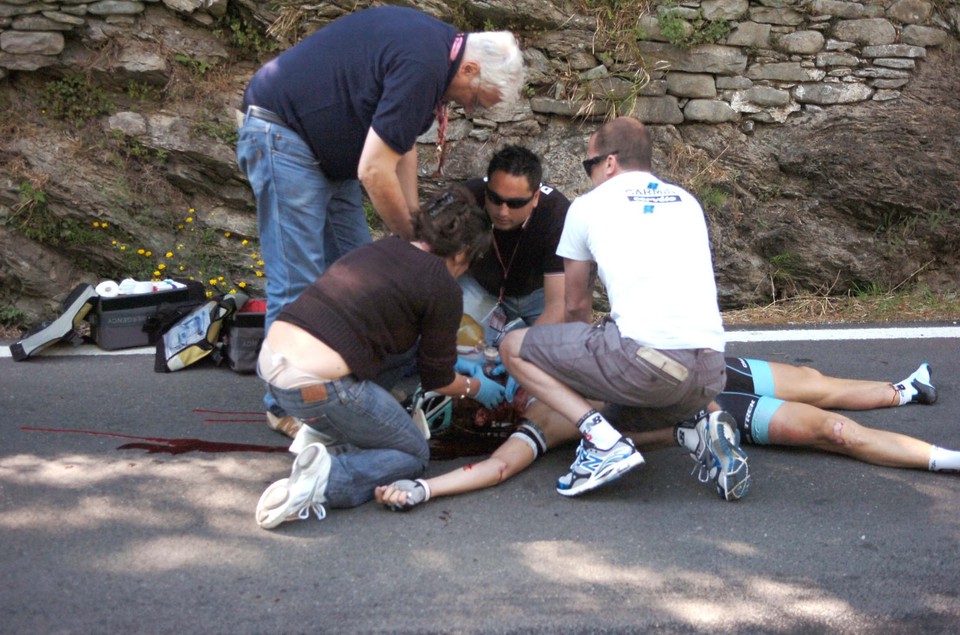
left=255, top=186, right=504, bottom=529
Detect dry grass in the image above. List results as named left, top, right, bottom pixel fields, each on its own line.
left=722, top=289, right=960, bottom=326
left=1, top=325, right=25, bottom=340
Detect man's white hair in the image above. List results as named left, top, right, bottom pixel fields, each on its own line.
left=464, top=31, right=525, bottom=103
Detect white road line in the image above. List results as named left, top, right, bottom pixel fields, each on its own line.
left=3, top=325, right=958, bottom=359
left=725, top=326, right=960, bottom=342
left=1, top=344, right=154, bottom=359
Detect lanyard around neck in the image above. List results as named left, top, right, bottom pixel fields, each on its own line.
left=433, top=33, right=466, bottom=178
left=490, top=212, right=533, bottom=302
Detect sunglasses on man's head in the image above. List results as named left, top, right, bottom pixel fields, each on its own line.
left=485, top=186, right=536, bottom=209
left=581, top=151, right=618, bottom=177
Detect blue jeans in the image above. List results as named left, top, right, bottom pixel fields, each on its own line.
left=267, top=375, right=429, bottom=508
left=459, top=273, right=545, bottom=344
left=236, top=110, right=372, bottom=413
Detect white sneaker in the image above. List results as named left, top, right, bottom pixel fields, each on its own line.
left=256, top=443, right=331, bottom=529
left=288, top=424, right=335, bottom=454
left=555, top=437, right=645, bottom=497
left=675, top=410, right=751, bottom=501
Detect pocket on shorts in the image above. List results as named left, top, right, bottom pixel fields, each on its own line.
left=634, top=347, right=689, bottom=385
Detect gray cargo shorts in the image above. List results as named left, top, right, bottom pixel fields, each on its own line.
left=519, top=320, right=725, bottom=430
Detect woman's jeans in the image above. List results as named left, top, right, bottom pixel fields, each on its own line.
left=262, top=347, right=428, bottom=509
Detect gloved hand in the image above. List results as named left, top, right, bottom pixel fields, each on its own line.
left=491, top=363, right=521, bottom=403
left=469, top=366, right=506, bottom=409
left=376, top=479, right=431, bottom=511
left=454, top=356, right=484, bottom=377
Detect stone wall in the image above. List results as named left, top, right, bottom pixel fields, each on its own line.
left=625, top=0, right=954, bottom=128
left=0, top=1, right=227, bottom=78
left=3, top=1, right=955, bottom=127
left=1, top=0, right=958, bottom=323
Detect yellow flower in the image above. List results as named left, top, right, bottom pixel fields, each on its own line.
left=120, top=245, right=127, bottom=251
left=224, top=231, right=232, bottom=238
left=165, top=251, right=173, bottom=258
left=218, top=275, right=224, bottom=281
left=185, top=217, right=194, bottom=223
left=158, top=264, right=166, bottom=270
left=242, top=239, right=249, bottom=246
left=102, top=222, right=109, bottom=228
left=153, top=270, right=161, bottom=277
left=255, top=271, right=264, bottom=277
left=257, top=260, right=264, bottom=266
left=177, top=244, right=184, bottom=250
left=137, top=248, right=145, bottom=255
left=189, top=208, right=196, bottom=213
left=229, top=288, right=237, bottom=294
left=177, top=224, right=184, bottom=230
left=145, top=251, right=152, bottom=257
left=92, top=221, right=100, bottom=228
left=205, top=291, right=213, bottom=298
left=179, top=265, right=185, bottom=271
left=111, top=240, right=117, bottom=245
left=238, top=281, right=247, bottom=288
left=209, top=278, right=217, bottom=286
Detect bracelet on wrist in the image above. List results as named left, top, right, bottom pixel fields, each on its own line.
left=460, top=376, right=472, bottom=399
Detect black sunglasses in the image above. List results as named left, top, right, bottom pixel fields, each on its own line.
left=582, top=151, right=618, bottom=177
left=485, top=186, right=536, bottom=209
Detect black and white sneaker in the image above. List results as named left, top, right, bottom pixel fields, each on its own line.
left=896, top=363, right=937, bottom=405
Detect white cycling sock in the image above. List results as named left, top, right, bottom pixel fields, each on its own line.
left=929, top=446, right=960, bottom=472
left=576, top=410, right=621, bottom=450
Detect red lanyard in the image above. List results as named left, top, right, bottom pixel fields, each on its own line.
left=490, top=213, right=532, bottom=303
left=433, top=33, right=465, bottom=179
left=433, top=103, right=448, bottom=178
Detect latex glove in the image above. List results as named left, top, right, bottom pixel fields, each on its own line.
left=469, top=367, right=506, bottom=409
left=454, top=356, right=484, bottom=377
left=491, top=363, right=521, bottom=403
left=375, top=479, right=431, bottom=512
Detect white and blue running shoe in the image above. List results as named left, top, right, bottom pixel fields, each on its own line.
left=675, top=410, right=751, bottom=501
left=556, top=437, right=645, bottom=497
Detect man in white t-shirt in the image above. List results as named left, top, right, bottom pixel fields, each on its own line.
left=499, top=116, right=751, bottom=500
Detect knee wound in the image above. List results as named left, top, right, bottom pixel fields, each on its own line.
left=510, top=421, right=548, bottom=459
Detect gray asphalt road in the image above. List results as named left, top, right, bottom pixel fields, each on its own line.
left=2, top=331, right=959, bottom=634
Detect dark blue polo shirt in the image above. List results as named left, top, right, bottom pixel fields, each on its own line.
left=243, top=7, right=461, bottom=180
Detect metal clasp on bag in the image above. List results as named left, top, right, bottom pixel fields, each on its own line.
left=636, top=347, right=689, bottom=382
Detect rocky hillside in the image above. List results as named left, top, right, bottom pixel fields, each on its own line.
left=1, top=0, right=958, bottom=327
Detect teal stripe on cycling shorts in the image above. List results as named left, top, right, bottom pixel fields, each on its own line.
left=746, top=358, right=775, bottom=397
left=751, top=396, right=784, bottom=445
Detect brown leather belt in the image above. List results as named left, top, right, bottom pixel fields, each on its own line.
left=300, top=383, right=329, bottom=403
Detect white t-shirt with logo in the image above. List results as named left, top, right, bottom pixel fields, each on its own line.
left=557, top=170, right=725, bottom=352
